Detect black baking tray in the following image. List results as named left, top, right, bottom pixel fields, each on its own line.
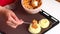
left=39, top=9, right=59, bottom=34
left=0, top=9, right=59, bottom=34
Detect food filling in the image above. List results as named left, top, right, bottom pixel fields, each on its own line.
left=23, top=0, right=42, bottom=9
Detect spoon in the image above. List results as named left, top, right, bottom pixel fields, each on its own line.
left=23, top=22, right=31, bottom=24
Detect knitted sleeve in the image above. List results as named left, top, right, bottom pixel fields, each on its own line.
left=0, top=0, right=15, bottom=6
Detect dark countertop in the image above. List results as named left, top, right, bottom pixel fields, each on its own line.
left=0, top=4, right=45, bottom=34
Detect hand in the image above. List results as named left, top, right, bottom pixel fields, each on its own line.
left=0, top=6, right=24, bottom=28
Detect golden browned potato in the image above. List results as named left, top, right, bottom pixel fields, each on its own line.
left=39, top=19, right=50, bottom=28
left=28, top=19, right=41, bottom=34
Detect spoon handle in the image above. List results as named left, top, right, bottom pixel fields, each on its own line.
left=23, top=22, right=31, bottom=24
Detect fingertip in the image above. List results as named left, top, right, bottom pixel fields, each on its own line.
left=19, top=19, right=22, bottom=21
left=19, top=19, right=24, bottom=25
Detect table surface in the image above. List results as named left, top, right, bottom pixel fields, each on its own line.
left=0, top=0, right=60, bottom=34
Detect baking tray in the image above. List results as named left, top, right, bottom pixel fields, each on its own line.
left=21, top=9, right=59, bottom=34
left=0, top=9, right=59, bottom=34
left=39, top=9, right=59, bottom=34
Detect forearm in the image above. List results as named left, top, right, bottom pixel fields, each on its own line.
left=0, top=6, right=7, bottom=16
left=0, top=6, right=9, bottom=13
left=0, top=6, right=4, bottom=13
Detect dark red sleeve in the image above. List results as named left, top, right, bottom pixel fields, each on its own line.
left=0, top=0, right=15, bottom=6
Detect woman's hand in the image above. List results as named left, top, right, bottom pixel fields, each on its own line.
left=0, top=6, right=24, bottom=28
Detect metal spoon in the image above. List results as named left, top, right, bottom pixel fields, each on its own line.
left=23, top=22, right=31, bottom=24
